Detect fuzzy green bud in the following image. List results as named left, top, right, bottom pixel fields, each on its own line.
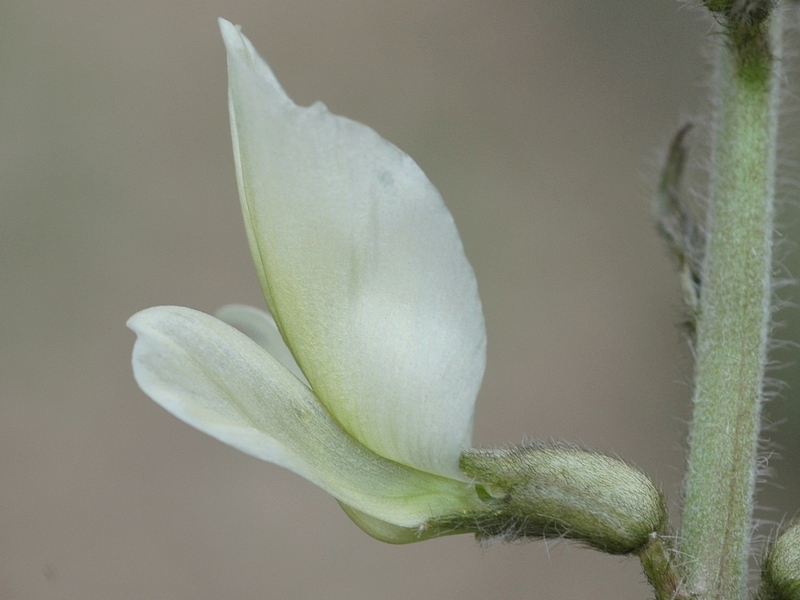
left=761, top=521, right=800, bottom=600
left=457, top=443, right=667, bottom=555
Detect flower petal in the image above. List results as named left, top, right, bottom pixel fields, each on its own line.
left=216, top=304, right=307, bottom=384
left=337, top=502, right=469, bottom=544
left=128, top=305, right=482, bottom=526
left=219, top=19, right=487, bottom=479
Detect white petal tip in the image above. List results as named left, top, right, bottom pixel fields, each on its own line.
left=126, top=306, right=159, bottom=334
left=217, top=18, right=239, bottom=39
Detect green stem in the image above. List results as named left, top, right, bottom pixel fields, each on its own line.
left=680, top=11, right=781, bottom=600
left=639, top=532, right=689, bottom=600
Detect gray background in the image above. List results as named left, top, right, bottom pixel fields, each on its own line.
left=3, top=2, right=799, bottom=599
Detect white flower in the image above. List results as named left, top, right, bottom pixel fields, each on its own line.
left=128, top=19, right=487, bottom=542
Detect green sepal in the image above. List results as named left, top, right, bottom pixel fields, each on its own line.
left=459, top=442, right=668, bottom=555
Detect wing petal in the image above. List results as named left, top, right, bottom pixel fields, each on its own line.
left=129, top=306, right=481, bottom=526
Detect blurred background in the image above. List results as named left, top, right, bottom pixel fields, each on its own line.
left=3, top=1, right=800, bottom=599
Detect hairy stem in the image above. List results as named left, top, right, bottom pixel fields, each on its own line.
left=639, top=532, right=690, bottom=600
left=679, top=10, right=781, bottom=600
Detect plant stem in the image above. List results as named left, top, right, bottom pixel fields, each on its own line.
left=680, top=10, right=781, bottom=600
left=639, top=532, right=690, bottom=600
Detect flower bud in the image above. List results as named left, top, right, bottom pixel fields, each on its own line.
left=761, top=521, right=800, bottom=600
